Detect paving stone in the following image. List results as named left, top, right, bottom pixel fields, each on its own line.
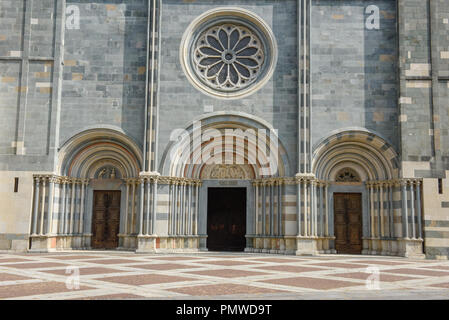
left=41, top=267, right=123, bottom=276
left=0, top=252, right=449, bottom=299
left=308, top=262, right=369, bottom=269
left=331, top=272, right=417, bottom=282
left=99, top=274, right=195, bottom=286
left=383, top=268, right=449, bottom=277
left=168, top=283, right=287, bottom=296
left=6, top=262, right=68, bottom=269
left=0, top=281, right=93, bottom=299
left=127, top=263, right=197, bottom=271
left=186, top=269, right=269, bottom=278
left=0, top=272, right=33, bottom=282
left=261, top=276, right=360, bottom=290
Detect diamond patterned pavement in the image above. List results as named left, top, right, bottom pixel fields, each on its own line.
left=0, top=252, right=448, bottom=299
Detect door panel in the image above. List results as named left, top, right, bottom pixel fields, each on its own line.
left=92, top=191, right=121, bottom=249
left=334, top=193, right=362, bottom=254
left=207, top=188, right=246, bottom=251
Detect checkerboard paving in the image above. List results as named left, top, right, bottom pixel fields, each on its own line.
left=0, top=252, right=448, bottom=300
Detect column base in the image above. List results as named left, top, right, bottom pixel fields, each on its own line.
left=295, top=236, right=319, bottom=256
left=398, top=238, right=425, bottom=259
left=362, top=237, right=424, bottom=258
left=118, top=234, right=137, bottom=250
left=135, top=235, right=206, bottom=253
left=29, top=234, right=92, bottom=252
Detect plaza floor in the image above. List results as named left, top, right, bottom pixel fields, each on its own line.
left=0, top=251, right=448, bottom=300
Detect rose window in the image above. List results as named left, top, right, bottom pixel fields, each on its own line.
left=193, top=24, right=265, bottom=91
left=180, top=8, right=277, bottom=99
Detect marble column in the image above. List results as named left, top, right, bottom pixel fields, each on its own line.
left=39, top=177, right=47, bottom=235
left=79, top=179, right=86, bottom=235
left=255, top=182, right=259, bottom=235
left=187, top=183, right=192, bottom=235
left=325, top=182, right=329, bottom=237
left=64, top=180, right=70, bottom=235
left=304, top=180, right=308, bottom=237
left=401, top=181, right=409, bottom=239
left=262, top=183, right=266, bottom=236
left=168, top=183, right=174, bottom=235
left=410, top=181, right=416, bottom=239
left=146, top=179, right=151, bottom=235
left=32, top=178, right=40, bottom=235
left=277, top=182, right=282, bottom=236
left=270, top=182, right=274, bottom=236
left=389, top=183, right=394, bottom=238
left=297, top=179, right=302, bottom=236
left=131, top=180, right=136, bottom=234
left=139, top=179, right=145, bottom=236
left=124, top=181, right=130, bottom=234
left=69, top=180, right=76, bottom=234
left=377, top=184, right=381, bottom=238
left=59, top=180, right=66, bottom=234
left=319, top=182, right=324, bottom=237
left=152, top=179, right=158, bottom=235
left=310, top=181, right=315, bottom=236
left=369, top=183, right=374, bottom=238
left=46, top=177, right=56, bottom=235
left=416, top=181, right=422, bottom=239
left=195, top=182, right=199, bottom=235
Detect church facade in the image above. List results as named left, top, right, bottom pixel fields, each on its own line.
left=1, top=0, right=449, bottom=259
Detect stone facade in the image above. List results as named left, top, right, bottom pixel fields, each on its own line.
left=0, top=0, right=448, bottom=259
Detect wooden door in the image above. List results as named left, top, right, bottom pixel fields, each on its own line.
left=334, top=193, right=362, bottom=254
left=92, top=191, right=121, bottom=249
left=207, top=188, right=246, bottom=251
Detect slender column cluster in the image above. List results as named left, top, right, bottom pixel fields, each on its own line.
left=31, top=175, right=89, bottom=237
left=253, top=178, right=285, bottom=237
left=123, top=178, right=139, bottom=235
left=291, top=175, right=329, bottom=238
left=137, top=174, right=160, bottom=236
left=252, top=176, right=329, bottom=239
left=162, top=177, right=201, bottom=236
left=366, top=179, right=423, bottom=240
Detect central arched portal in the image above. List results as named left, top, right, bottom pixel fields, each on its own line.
left=160, top=113, right=290, bottom=252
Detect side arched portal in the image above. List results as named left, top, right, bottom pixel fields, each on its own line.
left=307, top=130, right=422, bottom=257
left=29, top=129, right=143, bottom=251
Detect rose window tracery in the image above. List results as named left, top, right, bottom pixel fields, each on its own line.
left=193, top=24, right=264, bottom=91
left=180, top=8, right=278, bottom=99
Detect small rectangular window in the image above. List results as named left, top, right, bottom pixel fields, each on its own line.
left=14, top=177, right=19, bottom=193
left=438, top=178, right=443, bottom=194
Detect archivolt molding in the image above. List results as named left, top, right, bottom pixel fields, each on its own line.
left=313, top=130, right=399, bottom=181
left=160, top=113, right=290, bottom=180
left=57, top=128, right=142, bottom=179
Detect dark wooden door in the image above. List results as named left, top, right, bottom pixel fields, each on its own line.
left=92, top=191, right=121, bottom=249
left=334, top=193, right=362, bottom=254
left=207, top=188, right=246, bottom=251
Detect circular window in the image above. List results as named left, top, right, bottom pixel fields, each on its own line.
left=180, top=8, right=278, bottom=99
